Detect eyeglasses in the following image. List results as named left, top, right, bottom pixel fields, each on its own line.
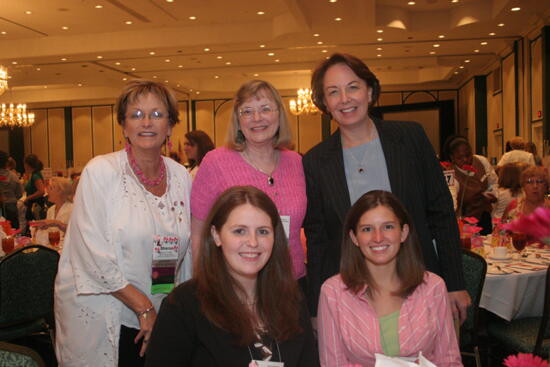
left=238, top=105, right=277, bottom=119
left=525, top=178, right=546, bottom=185
left=126, top=110, right=166, bottom=121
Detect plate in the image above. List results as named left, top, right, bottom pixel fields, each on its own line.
left=488, top=255, right=512, bottom=261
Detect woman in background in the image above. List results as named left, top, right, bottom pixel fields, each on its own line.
left=146, top=186, right=318, bottom=366
left=492, top=162, right=527, bottom=219
left=23, top=154, right=46, bottom=221
left=318, top=190, right=461, bottom=367
left=32, top=177, right=74, bottom=234
left=183, top=130, right=215, bottom=179
left=0, top=151, right=23, bottom=229
left=503, top=165, right=549, bottom=221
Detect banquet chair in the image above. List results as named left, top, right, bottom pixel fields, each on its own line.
left=0, top=341, right=45, bottom=367
left=487, top=265, right=550, bottom=359
left=460, top=249, right=487, bottom=367
left=0, top=245, right=59, bottom=345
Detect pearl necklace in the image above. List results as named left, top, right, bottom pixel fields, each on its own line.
left=125, top=144, right=166, bottom=186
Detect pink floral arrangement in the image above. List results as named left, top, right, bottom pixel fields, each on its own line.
left=504, top=207, right=550, bottom=246
left=504, top=353, right=550, bottom=367
left=461, top=217, right=483, bottom=235
left=440, top=161, right=452, bottom=170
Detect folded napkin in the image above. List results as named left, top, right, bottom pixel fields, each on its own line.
left=374, top=352, right=436, bottom=367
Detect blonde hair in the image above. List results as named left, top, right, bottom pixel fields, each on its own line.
left=226, top=80, right=292, bottom=151
left=49, top=177, right=74, bottom=202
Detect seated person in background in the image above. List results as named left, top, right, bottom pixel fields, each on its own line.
left=0, top=151, right=23, bottom=229
left=146, top=186, right=318, bottom=367
left=503, top=165, right=550, bottom=221
left=318, top=190, right=461, bottom=367
left=32, top=177, right=74, bottom=236
left=497, top=137, right=535, bottom=167
left=492, top=162, right=528, bottom=219
left=524, top=141, right=542, bottom=166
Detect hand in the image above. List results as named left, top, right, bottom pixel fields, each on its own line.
left=134, top=307, right=157, bottom=357
left=448, top=290, right=471, bottom=324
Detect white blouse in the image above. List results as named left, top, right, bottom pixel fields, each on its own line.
left=54, top=150, right=192, bottom=366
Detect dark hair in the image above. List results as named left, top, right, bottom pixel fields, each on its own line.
left=115, top=79, right=180, bottom=127
left=0, top=151, right=8, bottom=168
left=498, top=162, right=528, bottom=196
left=24, top=154, right=43, bottom=172
left=185, top=130, right=214, bottom=168
left=442, top=135, right=470, bottom=162
left=195, top=186, right=301, bottom=345
left=340, top=190, right=425, bottom=297
left=311, top=53, right=381, bottom=115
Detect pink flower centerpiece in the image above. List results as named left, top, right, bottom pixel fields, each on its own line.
left=503, top=207, right=550, bottom=246
left=504, top=353, right=550, bottom=367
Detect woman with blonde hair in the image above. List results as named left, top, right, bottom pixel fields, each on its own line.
left=191, top=80, right=307, bottom=287
left=33, top=177, right=74, bottom=233
left=503, top=165, right=550, bottom=221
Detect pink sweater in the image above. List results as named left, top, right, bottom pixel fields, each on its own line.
left=318, top=272, right=462, bottom=367
left=191, top=147, right=307, bottom=278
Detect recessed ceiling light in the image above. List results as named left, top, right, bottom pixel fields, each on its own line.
left=481, top=41, right=488, bottom=45
left=123, top=77, right=127, bottom=81
left=214, top=75, right=219, bottom=79
left=149, top=51, right=156, bottom=55
left=489, top=32, right=496, bottom=36
left=61, top=58, right=67, bottom=61
left=95, top=5, right=103, bottom=9
left=44, top=86, right=47, bottom=88
left=115, top=62, right=121, bottom=65
left=1, top=32, right=6, bottom=35
left=253, top=73, right=259, bottom=77
left=438, top=35, right=445, bottom=39
left=256, top=11, right=265, bottom=15
left=329, top=0, right=337, bottom=2
left=125, top=21, right=133, bottom=25
left=452, top=0, right=459, bottom=3
left=204, top=48, right=210, bottom=51
left=465, top=59, right=471, bottom=63
left=131, top=67, right=136, bottom=71
left=334, top=17, right=342, bottom=21
left=78, top=83, right=82, bottom=87
left=188, top=16, right=197, bottom=20
left=164, top=80, right=168, bottom=83
left=97, top=55, right=103, bottom=59
left=259, top=44, right=266, bottom=48
left=459, top=66, right=465, bottom=69
left=377, top=29, right=383, bottom=33
left=322, top=49, right=328, bottom=53
left=474, top=49, right=480, bottom=52
left=498, top=23, right=505, bottom=27
left=25, top=10, right=32, bottom=15
left=153, top=76, right=157, bottom=78
left=377, top=54, right=382, bottom=57
left=178, top=65, right=183, bottom=68
left=36, top=68, right=41, bottom=71
left=377, top=38, right=383, bottom=41
left=317, top=41, right=323, bottom=45
left=166, top=0, right=174, bottom=2
left=275, top=59, right=280, bottom=62
left=454, top=71, right=459, bottom=74
left=408, top=1, right=416, bottom=5
left=225, top=61, right=231, bottom=65
left=313, top=33, right=320, bottom=37
left=267, top=52, right=275, bottom=56
left=433, top=44, right=440, bottom=47
left=429, top=51, right=436, bottom=54
left=165, top=59, right=170, bottom=62
left=196, top=91, right=200, bottom=95
left=11, top=61, right=17, bottom=65
left=376, top=47, right=383, bottom=51
left=61, top=26, right=69, bottom=30
left=511, top=7, right=520, bottom=11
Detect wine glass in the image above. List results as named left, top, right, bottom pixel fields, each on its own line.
left=512, top=232, right=527, bottom=257
left=1, top=237, right=14, bottom=254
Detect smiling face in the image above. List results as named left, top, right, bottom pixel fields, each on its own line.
left=523, top=174, right=548, bottom=203
left=350, top=205, right=409, bottom=271
left=323, top=63, right=373, bottom=128
left=238, top=92, right=280, bottom=148
left=123, top=93, right=172, bottom=154
left=451, top=143, right=473, bottom=168
left=211, top=203, right=274, bottom=290
left=183, top=138, right=198, bottom=161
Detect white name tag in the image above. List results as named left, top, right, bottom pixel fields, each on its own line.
left=280, top=215, right=290, bottom=241
left=251, top=361, right=284, bottom=367
left=444, top=170, right=455, bottom=187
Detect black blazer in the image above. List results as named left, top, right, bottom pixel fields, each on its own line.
left=302, top=118, right=465, bottom=314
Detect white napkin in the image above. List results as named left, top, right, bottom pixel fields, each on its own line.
left=375, top=352, right=437, bottom=367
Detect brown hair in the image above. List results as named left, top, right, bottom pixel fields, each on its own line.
left=226, top=80, right=292, bottom=151
left=311, top=53, right=381, bottom=115
left=24, top=154, right=43, bottom=172
left=498, top=163, right=528, bottom=196
left=115, top=79, right=180, bottom=127
left=521, top=166, right=549, bottom=187
left=195, top=186, right=302, bottom=345
left=340, top=190, right=425, bottom=297
left=509, top=136, right=525, bottom=150
left=185, top=130, right=215, bottom=168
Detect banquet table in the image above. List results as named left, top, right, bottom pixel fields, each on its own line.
left=479, top=247, right=549, bottom=321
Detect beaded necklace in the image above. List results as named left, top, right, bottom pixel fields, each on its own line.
left=125, top=144, right=166, bottom=186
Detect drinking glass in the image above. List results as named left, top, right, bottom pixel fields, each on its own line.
left=48, top=231, right=61, bottom=247
left=2, top=237, right=14, bottom=254
left=512, top=232, right=527, bottom=256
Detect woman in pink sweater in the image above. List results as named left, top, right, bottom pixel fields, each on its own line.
left=191, top=80, right=307, bottom=283
left=318, top=190, right=461, bottom=367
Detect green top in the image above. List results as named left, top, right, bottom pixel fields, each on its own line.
left=24, top=171, right=43, bottom=196
left=379, top=310, right=400, bottom=357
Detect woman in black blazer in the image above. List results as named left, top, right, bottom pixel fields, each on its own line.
left=302, top=53, right=470, bottom=322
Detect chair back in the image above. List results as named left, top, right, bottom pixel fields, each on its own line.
left=460, top=249, right=487, bottom=346
left=0, top=245, right=59, bottom=327
left=0, top=341, right=45, bottom=367
left=534, top=265, right=550, bottom=356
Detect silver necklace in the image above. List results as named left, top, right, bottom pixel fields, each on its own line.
left=242, top=150, right=279, bottom=186
left=346, top=145, right=368, bottom=174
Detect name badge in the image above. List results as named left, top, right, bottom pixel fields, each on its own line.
left=151, top=235, right=179, bottom=294
left=251, top=361, right=284, bottom=367
left=280, top=215, right=290, bottom=241
left=443, top=170, right=455, bottom=187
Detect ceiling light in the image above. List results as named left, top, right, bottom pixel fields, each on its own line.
left=164, top=80, right=168, bottom=83
left=196, top=91, right=200, bottom=95
left=1, top=32, right=6, bottom=35
left=408, top=1, right=416, bottom=5
left=275, top=59, right=280, bottom=62
left=438, top=35, right=445, bottom=39
left=188, top=16, right=197, bottom=20
left=115, top=62, right=121, bottom=65
left=377, top=38, right=383, bottom=41
left=454, top=71, right=459, bottom=74
left=165, top=59, right=170, bottom=62
left=489, top=32, right=496, bottom=36
left=377, top=29, right=383, bottom=33
left=334, top=17, right=342, bottom=21
left=178, top=65, right=183, bottom=68
left=125, top=21, right=133, bottom=25
left=481, top=41, right=488, bottom=45
left=214, top=75, right=219, bottom=79
left=78, top=83, right=82, bottom=87
left=153, top=76, right=157, bottom=78
left=166, top=0, right=174, bottom=2
left=317, top=41, right=323, bottom=45
left=217, top=56, right=223, bottom=59
left=61, top=26, right=69, bottom=30
left=61, top=58, right=67, bottom=61
left=377, top=54, right=382, bottom=57
left=11, top=61, right=17, bottom=65
left=225, top=61, right=231, bottom=65
left=429, top=51, right=436, bottom=55
left=131, top=67, right=136, bottom=71
left=511, top=7, right=520, bottom=11
left=36, top=68, right=41, bottom=71
left=204, top=48, right=210, bottom=51
left=97, top=55, right=103, bottom=59
left=313, top=33, right=320, bottom=37
left=257, top=11, right=265, bottom=15
left=329, top=0, right=337, bottom=2
left=95, top=5, right=103, bottom=8
left=376, top=47, right=383, bottom=51
left=322, top=49, right=328, bottom=53
left=452, top=0, right=459, bottom=3
left=465, top=59, right=470, bottom=63
left=267, top=52, right=275, bottom=56
left=433, top=44, right=440, bottom=47
left=259, top=44, right=266, bottom=48
left=122, top=77, right=128, bottom=81
left=474, top=49, right=480, bottom=52
left=498, top=23, right=505, bottom=27
left=254, top=73, right=259, bottom=77
left=149, top=51, right=156, bottom=55
left=459, top=65, right=464, bottom=69
left=25, top=10, right=32, bottom=15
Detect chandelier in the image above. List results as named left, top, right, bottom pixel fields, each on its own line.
left=0, top=66, right=8, bottom=96
left=0, top=104, right=35, bottom=128
left=289, top=88, right=319, bottom=115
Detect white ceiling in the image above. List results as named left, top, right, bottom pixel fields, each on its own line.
left=0, top=0, right=549, bottom=104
